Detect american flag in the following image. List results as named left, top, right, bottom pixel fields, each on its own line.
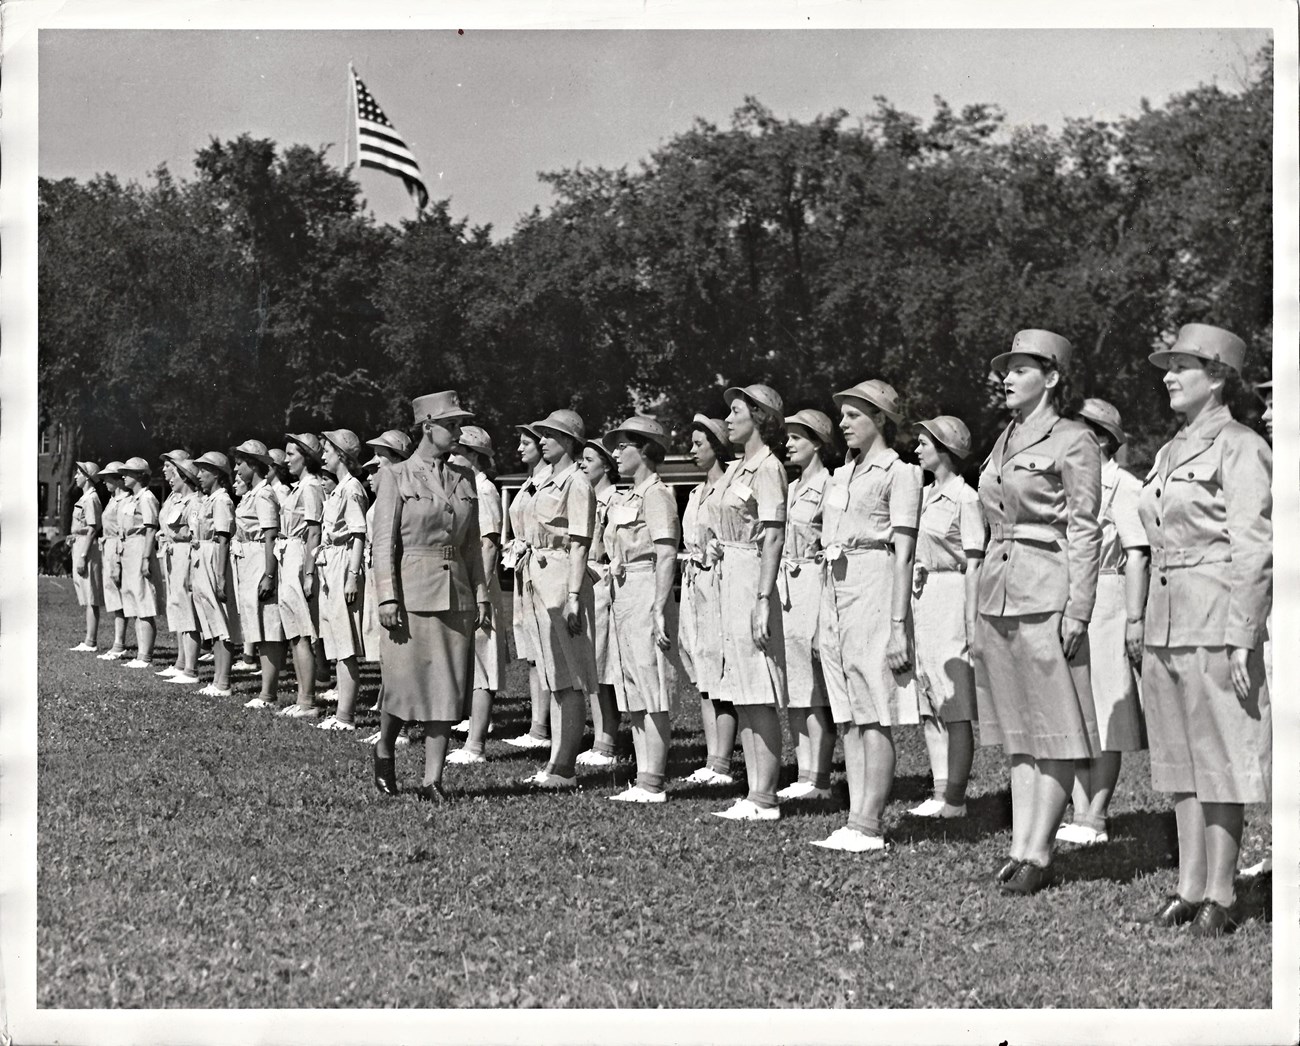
left=351, top=66, right=429, bottom=211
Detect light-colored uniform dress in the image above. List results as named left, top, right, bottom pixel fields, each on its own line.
left=973, top=410, right=1102, bottom=759
left=159, top=490, right=198, bottom=634
left=712, top=446, right=788, bottom=708
left=781, top=470, right=829, bottom=708
left=362, top=502, right=383, bottom=662
left=371, top=456, right=487, bottom=722
left=233, top=479, right=285, bottom=644
left=606, top=473, right=681, bottom=714
left=189, top=488, right=242, bottom=644
left=677, top=477, right=724, bottom=694
left=523, top=462, right=599, bottom=695
left=1087, top=459, right=1147, bottom=751
left=120, top=488, right=163, bottom=619
left=912, top=474, right=985, bottom=723
left=474, top=469, right=509, bottom=691
left=276, top=474, right=323, bottom=642
left=818, top=448, right=922, bottom=727
left=317, top=474, right=369, bottom=661
left=588, top=484, right=619, bottom=688
left=70, top=487, right=104, bottom=607
left=1138, top=402, right=1271, bottom=803
left=100, top=490, right=129, bottom=613
left=506, top=465, right=550, bottom=664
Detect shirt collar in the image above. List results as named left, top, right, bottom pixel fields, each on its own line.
left=630, top=473, right=662, bottom=498
left=738, top=445, right=775, bottom=476
left=1179, top=401, right=1233, bottom=439
left=850, top=446, right=899, bottom=474
left=928, top=472, right=965, bottom=501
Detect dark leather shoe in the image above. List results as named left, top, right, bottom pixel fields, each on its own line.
left=373, top=750, right=398, bottom=797
left=415, top=782, right=449, bottom=803
left=1190, top=899, right=1234, bottom=938
left=995, top=858, right=1022, bottom=884
left=1147, top=894, right=1200, bottom=928
left=999, top=859, right=1052, bottom=896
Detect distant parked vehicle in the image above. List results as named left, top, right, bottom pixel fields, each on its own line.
left=40, top=525, right=72, bottom=575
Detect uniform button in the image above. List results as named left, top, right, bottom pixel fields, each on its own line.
left=1002, top=553, right=1009, bottom=561
left=1156, top=489, right=1161, bottom=498
left=1155, top=518, right=1160, bottom=526
left=997, top=477, right=1002, bottom=484
left=1160, top=577, right=1167, bottom=586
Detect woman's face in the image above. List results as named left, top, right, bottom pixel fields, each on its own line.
left=725, top=397, right=756, bottom=447
left=915, top=430, right=941, bottom=473
left=366, top=465, right=382, bottom=495
left=581, top=446, right=609, bottom=484
left=122, top=471, right=144, bottom=492
left=615, top=438, right=645, bottom=479
left=839, top=401, right=879, bottom=451
left=285, top=442, right=307, bottom=478
left=235, top=456, right=255, bottom=485
left=321, top=441, right=341, bottom=476
left=518, top=433, right=540, bottom=468
left=197, top=467, right=219, bottom=494
left=321, top=473, right=338, bottom=496
left=1163, top=353, right=1219, bottom=416
left=1001, top=354, right=1054, bottom=414
left=425, top=418, right=462, bottom=456
left=1262, top=392, right=1273, bottom=438
left=105, top=475, right=123, bottom=492
left=785, top=428, right=819, bottom=469
left=539, top=432, right=569, bottom=465
left=689, top=429, right=717, bottom=471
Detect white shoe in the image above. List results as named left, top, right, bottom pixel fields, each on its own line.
left=576, top=750, right=617, bottom=768
left=318, top=688, right=340, bottom=704
left=155, top=666, right=180, bottom=677
left=123, top=658, right=153, bottom=669
left=394, top=734, right=411, bottom=748
left=243, top=697, right=274, bottom=709
left=682, top=766, right=714, bottom=784
left=232, top=660, right=260, bottom=674
left=1242, top=855, right=1272, bottom=877
left=503, top=732, right=550, bottom=749
left=317, top=715, right=356, bottom=732
left=167, top=672, right=200, bottom=685
left=530, top=772, right=577, bottom=790
left=98, top=649, right=128, bottom=661
left=452, top=719, right=471, bottom=734
left=197, top=684, right=232, bottom=698
left=69, top=642, right=98, bottom=653
left=939, top=803, right=966, bottom=819
left=609, top=785, right=667, bottom=804
left=908, top=798, right=946, bottom=818
left=702, top=769, right=735, bottom=786
left=712, top=798, right=779, bottom=821
left=278, top=704, right=319, bottom=719
left=777, top=781, right=820, bottom=800
left=445, top=748, right=487, bottom=765
left=1057, top=824, right=1108, bottom=846
left=810, top=826, right=886, bottom=853
left=359, top=730, right=382, bottom=745
left=197, top=652, right=215, bottom=663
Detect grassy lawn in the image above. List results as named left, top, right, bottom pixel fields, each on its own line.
left=36, top=577, right=1271, bottom=1009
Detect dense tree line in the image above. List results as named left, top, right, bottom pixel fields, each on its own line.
left=40, top=45, right=1272, bottom=523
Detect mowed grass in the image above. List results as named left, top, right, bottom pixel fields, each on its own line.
left=36, top=577, right=1271, bottom=1008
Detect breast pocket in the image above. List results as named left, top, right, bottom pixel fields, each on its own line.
left=533, top=487, right=567, bottom=527
left=606, top=502, right=638, bottom=529
left=789, top=486, right=823, bottom=527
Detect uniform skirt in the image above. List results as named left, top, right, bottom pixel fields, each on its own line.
left=524, top=548, right=598, bottom=695
left=819, top=548, right=918, bottom=727
left=102, top=537, right=125, bottom=613
left=72, top=540, right=104, bottom=608
left=973, top=610, right=1099, bottom=760
left=610, top=565, right=679, bottom=714
left=191, top=541, right=242, bottom=644
left=361, top=561, right=382, bottom=663
left=678, top=562, right=723, bottom=694
left=779, top=558, right=827, bottom=709
left=318, top=544, right=365, bottom=661
left=120, top=533, right=163, bottom=618
left=474, top=575, right=508, bottom=690
left=911, top=569, right=977, bottom=723
left=715, top=542, right=787, bottom=708
left=1142, top=644, right=1270, bottom=804
left=380, top=607, right=476, bottom=722
left=163, top=543, right=198, bottom=633
left=1086, top=573, right=1145, bottom=751
left=589, top=562, right=618, bottom=687
left=277, top=538, right=318, bottom=642
left=233, top=539, right=285, bottom=644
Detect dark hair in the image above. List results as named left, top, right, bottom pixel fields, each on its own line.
left=692, top=423, right=733, bottom=465
left=743, top=397, right=787, bottom=458
left=1044, top=364, right=1085, bottom=418
left=626, top=433, right=666, bottom=466
left=236, top=453, right=270, bottom=479
left=1081, top=418, right=1120, bottom=459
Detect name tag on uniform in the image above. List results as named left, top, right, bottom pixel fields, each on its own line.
left=731, top=482, right=754, bottom=503
left=826, top=486, right=850, bottom=511
left=607, top=503, right=638, bottom=526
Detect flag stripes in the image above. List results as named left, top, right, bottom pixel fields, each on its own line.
left=351, top=66, right=429, bottom=212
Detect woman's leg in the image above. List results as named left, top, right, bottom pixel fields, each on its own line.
left=1074, top=751, right=1121, bottom=833
left=918, top=716, right=949, bottom=804
left=110, top=611, right=127, bottom=653
left=135, top=617, right=156, bottom=661
left=334, top=656, right=360, bottom=725
left=699, top=694, right=718, bottom=765
left=465, top=688, right=494, bottom=756
left=546, top=687, right=585, bottom=778
left=181, top=631, right=199, bottom=674
left=529, top=665, right=550, bottom=741
left=787, top=708, right=811, bottom=783
left=313, top=639, right=330, bottom=686
left=259, top=639, right=285, bottom=700
left=1008, top=754, right=1035, bottom=860
left=421, top=722, right=453, bottom=787
left=943, top=720, right=975, bottom=809
left=807, top=707, right=835, bottom=790
left=591, top=684, right=621, bottom=755
left=84, top=606, right=100, bottom=647
left=629, top=711, right=647, bottom=775
left=643, top=711, right=670, bottom=793
left=291, top=636, right=316, bottom=707
left=1024, top=757, right=1073, bottom=867
left=842, top=724, right=867, bottom=829
left=375, top=709, right=404, bottom=759
left=1173, top=793, right=1208, bottom=902
left=741, top=706, right=781, bottom=807
left=1201, top=800, right=1244, bottom=908
left=213, top=638, right=233, bottom=690
left=710, top=700, right=738, bottom=776
left=859, top=724, right=895, bottom=838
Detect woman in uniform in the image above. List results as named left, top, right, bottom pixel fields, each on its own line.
left=116, top=457, right=164, bottom=669
left=710, top=384, right=788, bottom=821
left=603, top=416, right=680, bottom=803
left=574, top=435, right=621, bottom=769
left=189, top=451, right=242, bottom=697
left=812, top=380, right=921, bottom=852
left=155, top=451, right=202, bottom=684
left=371, top=390, right=490, bottom=801
left=315, top=429, right=368, bottom=732
left=67, top=461, right=105, bottom=652
left=502, top=423, right=553, bottom=752
left=448, top=425, right=509, bottom=764
left=230, top=440, right=286, bottom=709
left=276, top=434, right=326, bottom=718
left=1138, top=324, right=1271, bottom=936
left=520, top=409, right=599, bottom=789
left=777, top=409, right=835, bottom=801
left=973, top=329, right=1102, bottom=895
left=95, top=462, right=131, bottom=661
left=679, top=416, right=736, bottom=786
left=908, top=416, right=984, bottom=820
left=1056, top=399, right=1149, bottom=846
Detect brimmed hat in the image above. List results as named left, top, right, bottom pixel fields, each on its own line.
left=230, top=438, right=274, bottom=467
left=833, top=379, right=904, bottom=424
left=990, top=329, right=1073, bottom=375
left=784, top=409, right=835, bottom=445
left=321, top=429, right=363, bottom=465
left=412, top=390, right=475, bottom=424
left=267, top=448, right=289, bottom=473
left=1077, top=398, right=1126, bottom=447
left=1254, top=379, right=1273, bottom=404
left=161, top=449, right=191, bottom=468
left=602, top=415, right=671, bottom=453
left=285, top=432, right=324, bottom=465
left=1148, top=323, right=1247, bottom=375
left=533, top=409, right=586, bottom=444
left=915, top=415, right=972, bottom=459
left=193, top=451, right=233, bottom=481
left=458, top=425, right=495, bottom=463
left=76, top=461, right=100, bottom=480
left=119, top=456, right=152, bottom=477
left=516, top=422, right=543, bottom=442
left=582, top=438, right=617, bottom=473
left=723, top=383, right=783, bottom=417
left=366, top=429, right=414, bottom=461
left=689, top=414, right=729, bottom=450
left=99, top=460, right=126, bottom=479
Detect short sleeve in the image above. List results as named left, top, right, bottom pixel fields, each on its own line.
left=565, top=474, right=595, bottom=540
left=212, top=493, right=235, bottom=533
left=478, top=481, right=503, bottom=538
left=256, top=488, right=280, bottom=530
left=301, top=481, right=324, bottom=524
left=1111, top=470, right=1147, bottom=550
left=343, top=480, right=368, bottom=535
left=888, top=463, right=923, bottom=530
left=958, top=488, right=987, bottom=554
left=754, top=459, right=787, bottom=524
left=645, top=484, right=680, bottom=544
left=84, top=493, right=102, bottom=526
left=140, top=492, right=160, bottom=527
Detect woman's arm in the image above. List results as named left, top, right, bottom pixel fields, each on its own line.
left=886, top=528, right=917, bottom=671
left=1058, top=426, right=1103, bottom=658
left=964, top=552, right=984, bottom=650
left=751, top=521, right=785, bottom=651
left=652, top=538, right=676, bottom=649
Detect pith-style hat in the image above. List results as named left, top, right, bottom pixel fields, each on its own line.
left=76, top=461, right=100, bottom=480
left=119, top=456, right=153, bottom=476
left=914, top=415, right=972, bottom=459
left=457, top=425, right=495, bottom=463
left=99, top=460, right=126, bottom=479
left=285, top=432, right=324, bottom=465
left=366, top=429, right=414, bottom=461
left=412, top=390, right=475, bottom=424
left=784, top=409, right=836, bottom=445
left=723, top=383, right=783, bottom=416
left=602, top=415, right=671, bottom=453
left=321, top=429, right=363, bottom=465
left=1148, top=323, right=1247, bottom=375
left=690, top=414, right=729, bottom=450
left=1077, top=398, right=1126, bottom=447
left=193, top=451, right=233, bottom=481
left=990, top=329, right=1073, bottom=374
left=833, top=379, right=904, bottom=424
left=533, top=409, right=586, bottom=444
left=1254, top=379, right=1273, bottom=404
left=230, top=439, right=274, bottom=466
left=161, top=449, right=191, bottom=467
left=583, top=438, right=617, bottom=474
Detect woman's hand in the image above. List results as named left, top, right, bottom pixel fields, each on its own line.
left=886, top=619, right=911, bottom=673
left=75, top=558, right=88, bottom=578
left=258, top=573, right=276, bottom=602
left=751, top=595, right=770, bottom=651
left=215, top=574, right=227, bottom=602
left=112, top=564, right=122, bottom=586
left=477, top=600, right=493, bottom=632
left=966, top=619, right=981, bottom=661
left=344, top=571, right=359, bottom=605
left=301, top=569, right=315, bottom=599
left=1124, top=619, right=1144, bottom=664
left=1228, top=646, right=1252, bottom=702
left=565, top=593, right=583, bottom=635
left=653, top=609, right=671, bottom=651
left=1059, top=616, right=1087, bottom=660
left=379, top=602, right=400, bottom=630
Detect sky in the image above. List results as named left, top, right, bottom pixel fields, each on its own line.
left=39, top=28, right=1271, bottom=235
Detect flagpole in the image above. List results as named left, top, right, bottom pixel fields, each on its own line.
left=344, top=62, right=354, bottom=172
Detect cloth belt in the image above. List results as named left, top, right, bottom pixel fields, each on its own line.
left=1150, top=546, right=1232, bottom=570
left=777, top=556, right=818, bottom=607
left=403, top=544, right=459, bottom=560
left=986, top=522, right=1064, bottom=544
left=820, top=540, right=892, bottom=563
left=611, top=559, right=655, bottom=581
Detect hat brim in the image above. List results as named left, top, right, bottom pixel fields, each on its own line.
left=194, top=460, right=232, bottom=480
left=1147, top=348, right=1241, bottom=375
left=1079, top=415, right=1126, bottom=447
left=362, top=454, right=385, bottom=470
left=832, top=390, right=903, bottom=425
left=458, top=443, right=495, bottom=463
left=118, top=465, right=152, bottom=477
left=989, top=349, right=1063, bottom=374
left=784, top=419, right=832, bottom=446
left=419, top=409, right=475, bottom=424
left=284, top=434, right=324, bottom=464
left=913, top=420, right=969, bottom=459
left=321, top=434, right=362, bottom=464
left=230, top=448, right=274, bottom=467
left=173, top=461, right=202, bottom=485
left=602, top=426, right=670, bottom=453
left=533, top=422, right=582, bottom=443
